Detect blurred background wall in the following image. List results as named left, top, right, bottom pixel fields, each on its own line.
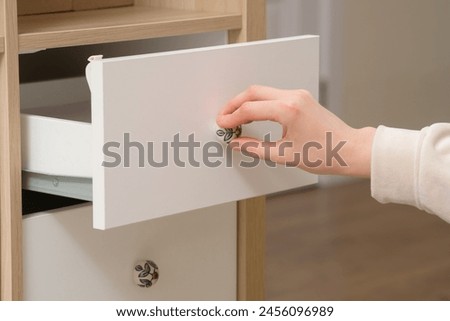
left=267, top=0, right=450, bottom=185
left=269, top=0, right=450, bottom=128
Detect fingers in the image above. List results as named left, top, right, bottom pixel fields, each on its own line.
left=218, top=85, right=287, bottom=116
left=217, top=100, right=288, bottom=128
left=282, top=125, right=288, bottom=138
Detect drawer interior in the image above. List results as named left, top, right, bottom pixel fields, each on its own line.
left=20, top=72, right=93, bottom=210
left=23, top=101, right=91, bottom=122
left=23, top=190, right=88, bottom=215
left=21, top=101, right=93, bottom=202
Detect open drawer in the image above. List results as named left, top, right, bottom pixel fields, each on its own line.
left=21, top=35, right=319, bottom=229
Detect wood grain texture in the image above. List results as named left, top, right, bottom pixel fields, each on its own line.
left=72, top=0, right=134, bottom=11
left=18, top=6, right=242, bottom=51
left=230, top=0, right=266, bottom=301
left=228, top=0, right=266, bottom=43
left=0, top=2, right=3, bottom=35
left=0, top=0, right=23, bottom=301
left=266, top=181, right=450, bottom=300
left=138, top=0, right=241, bottom=13
left=17, top=0, right=72, bottom=16
left=237, top=197, right=266, bottom=300
left=0, top=0, right=3, bottom=52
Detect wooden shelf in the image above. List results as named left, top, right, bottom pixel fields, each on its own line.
left=18, top=6, right=242, bottom=51
left=0, top=36, right=4, bottom=53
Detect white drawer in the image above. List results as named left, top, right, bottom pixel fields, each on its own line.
left=23, top=202, right=237, bottom=300
left=21, top=36, right=319, bottom=229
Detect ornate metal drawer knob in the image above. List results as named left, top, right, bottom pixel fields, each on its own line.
left=134, top=260, right=159, bottom=288
left=216, top=126, right=242, bottom=144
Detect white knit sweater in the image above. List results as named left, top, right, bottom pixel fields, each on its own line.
left=371, top=124, right=450, bottom=223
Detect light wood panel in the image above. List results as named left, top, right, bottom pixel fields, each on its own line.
left=237, top=196, right=266, bottom=300
left=229, top=0, right=267, bottom=301
left=0, top=0, right=3, bottom=52
left=139, top=0, right=241, bottom=13
left=0, top=1, right=3, bottom=35
left=0, top=0, right=23, bottom=300
left=18, top=6, right=242, bottom=51
left=229, top=0, right=266, bottom=43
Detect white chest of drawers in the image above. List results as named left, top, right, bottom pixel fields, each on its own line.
left=0, top=0, right=318, bottom=300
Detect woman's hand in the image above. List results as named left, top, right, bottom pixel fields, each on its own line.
left=216, top=85, right=376, bottom=177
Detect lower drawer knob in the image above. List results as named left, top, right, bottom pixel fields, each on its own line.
left=134, top=260, right=159, bottom=288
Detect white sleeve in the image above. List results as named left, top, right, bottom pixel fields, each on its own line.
left=371, top=123, right=450, bottom=223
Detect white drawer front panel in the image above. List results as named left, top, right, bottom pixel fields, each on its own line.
left=23, top=203, right=236, bottom=300
left=87, top=36, right=319, bottom=229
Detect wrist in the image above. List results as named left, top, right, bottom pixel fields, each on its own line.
left=341, top=126, right=376, bottom=177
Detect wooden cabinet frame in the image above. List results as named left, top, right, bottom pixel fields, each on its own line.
left=0, top=0, right=266, bottom=300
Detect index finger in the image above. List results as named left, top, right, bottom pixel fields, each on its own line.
left=216, top=100, right=289, bottom=128
left=218, top=85, right=287, bottom=116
